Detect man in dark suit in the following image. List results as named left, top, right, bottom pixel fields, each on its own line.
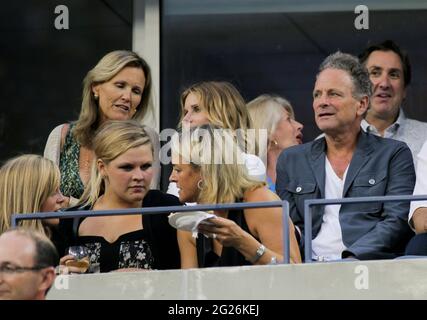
left=276, top=51, right=415, bottom=261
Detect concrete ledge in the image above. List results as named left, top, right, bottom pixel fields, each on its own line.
left=48, top=258, right=427, bottom=299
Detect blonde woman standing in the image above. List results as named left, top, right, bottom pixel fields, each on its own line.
left=44, top=50, right=160, bottom=207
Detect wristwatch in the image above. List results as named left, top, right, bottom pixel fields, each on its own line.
left=248, top=244, right=266, bottom=264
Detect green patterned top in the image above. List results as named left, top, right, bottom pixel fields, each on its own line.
left=59, top=123, right=85, bottom=199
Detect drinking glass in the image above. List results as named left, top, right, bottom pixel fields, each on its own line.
left=66, top=246, right=90, bottom=273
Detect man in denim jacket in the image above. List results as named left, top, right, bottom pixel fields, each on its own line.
left=276, top=52, right=415, bottom=261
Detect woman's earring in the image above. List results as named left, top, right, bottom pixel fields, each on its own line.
left=197, top=180, right=204, bottom=190
left=94, top=93, right=99, bottom=100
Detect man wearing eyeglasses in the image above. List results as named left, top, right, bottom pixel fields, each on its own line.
left=0, top=228, right=58, bottom=300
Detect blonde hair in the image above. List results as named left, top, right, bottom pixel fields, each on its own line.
left=74, top=50, right=153, bottom=147
left=80, top=120, right=153, bottom=206
left=247, top=94, right=295, bottom=160
left=172, top=125, right=265, bottom=204
left=0, top=155, right=60, bottom=236
left=179, top=81, right=257, bottom=154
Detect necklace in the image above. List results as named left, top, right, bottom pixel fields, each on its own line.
left=79, top=146, right=94, bottom=185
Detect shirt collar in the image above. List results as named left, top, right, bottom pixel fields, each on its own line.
left=361, top=108, right=405, bottom=134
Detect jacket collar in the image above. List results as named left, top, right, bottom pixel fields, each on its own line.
left=309, top=137, right=326, bottom=198
left=309, top=130, right=375, bottom=197
left=343, top=130, right=375, bottom=196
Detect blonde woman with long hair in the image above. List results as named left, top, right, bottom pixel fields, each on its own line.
left=44, top=50, right=160, bottom=207
left=59, top=120, right=180, bottom=273
left=167, top=81, right=266, bottom=196
left=0, top=155, right=65, bottom=249
left=169, top=125, right=301, bottom=268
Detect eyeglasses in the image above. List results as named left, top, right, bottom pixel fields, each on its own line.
left=0, top=263, right=48, bottom=274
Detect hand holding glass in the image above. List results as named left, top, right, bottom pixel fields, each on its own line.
left=66, top=246, right=90, bottom=273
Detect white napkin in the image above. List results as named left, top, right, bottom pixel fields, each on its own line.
left=168, top=211, right=216, bottom=238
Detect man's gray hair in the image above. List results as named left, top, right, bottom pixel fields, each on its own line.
left=318, top=51, right=372, bottom=99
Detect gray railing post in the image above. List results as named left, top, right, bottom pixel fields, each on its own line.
left=11, top=200, right=292, bottom=264
left=282, top=200, right=290, bottom=264
left=304, top=200, right=313, bottom=263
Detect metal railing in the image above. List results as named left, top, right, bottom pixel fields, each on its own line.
left=11, top=200, right=291, bottom=264
left=303, top=194, right=427, bottom=263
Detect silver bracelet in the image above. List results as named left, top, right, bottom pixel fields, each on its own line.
left=248, top=244, right=266, bottom=264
